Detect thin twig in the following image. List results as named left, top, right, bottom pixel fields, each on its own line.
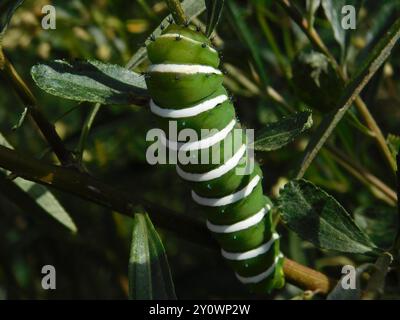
left=277, top=0, right=396, bottom=173
left=77, top=103, right=101, bottom=164
left=0, top=54, right=77, bottom=167
left=165, top=0, right=187, bottom=25
left=0, top=144, right=336, bottom=294
left=277, top=0, right=341, bottom=74
left=223, top=63, right=293, bottom=112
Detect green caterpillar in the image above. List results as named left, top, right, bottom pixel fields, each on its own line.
left=145, top=23, right=284, bottom=293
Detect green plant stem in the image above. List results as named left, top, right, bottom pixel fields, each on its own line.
left=166, top=0, right=187, bottom=24
left=277, top=0, right=396, bottom=174
left=0, top=54, right=77, bottom=167
left=77, top=103, right=101, bottom=164
left=0, top=144, right=336, bottom=294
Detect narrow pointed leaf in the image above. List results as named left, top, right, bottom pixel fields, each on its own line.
left=31, top=59, right=148, bottom=104
left=0, top=133, right=77, bottom=232
left=254, top=111, right=313, bottom=152
left=205, top=0, right=225, bottom=37
left=321, top=0, right=346, bottom=51
left=278, top=179, right=381, bottom=256
left=306, top=0, right=321, bottom=28
left=12, top=107, right=28, bottom=130
left=321, top=0, right=364, bottom=55
left=129, top=213, right=176, bottom=300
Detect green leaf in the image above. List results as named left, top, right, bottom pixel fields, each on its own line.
left=254, top=111, right=313, bottom=152
left=129, top=213, right=176, bottom=300
left=296, top=17, right=400, bottom=178
left=278, top=179, right=380, bottom=255
left=205, top=0, right=225, bottom=37
left=321, top=0, right=346, bottom=51
left=387, top=134, right=400, bottom=168
left=226, top=1, right=268, bottom=86
left=322, top=0, right=365, bottom=57
left=0, top=0, right=24, bottom=35
left=12, top=107, right=28, bottom=131
left=0, top=133, right=77, bottom=232
left=126, top=0, right=207, bottom=69
left=31, top=59, right=148, bottom=104
left=306, top=0, right=321, bottom=28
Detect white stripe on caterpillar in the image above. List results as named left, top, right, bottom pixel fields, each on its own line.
left=148, top=64, right=222, bottom=75
left=158, top=33, right=218, bottom=53
left=150, top=95, right=228, bottom=118
left=221, top=233, right=280, bottom=261
left=235, top=254, right=283, bottom=284
left=160, top=119, right=236, bottom=152
left=192, top=175, right=261, bottom=207
left=176, top=144, right=246, bottom=182
left=206, top=204, right=270, bottom=234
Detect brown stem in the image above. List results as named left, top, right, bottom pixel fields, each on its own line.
left=0, top=144, right=335, bottom=294
left=277, top=0, right=396, bottom=173
left=165, top=0, right=187, bottom=25
left=283, top=258, right=336, bottom=295
left=276, top=0, right=342, bottom=75
left=354, top=97, right=396, bottom=172
left=0, top=144, right=211, bottom=247
left=0, top=54, right=77, bottom=167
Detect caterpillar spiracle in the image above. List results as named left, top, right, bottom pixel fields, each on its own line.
left=145, top=23, right=285, bottom=293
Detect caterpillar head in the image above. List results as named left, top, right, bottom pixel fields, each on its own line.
left=146, top=23, right=220, bottom=69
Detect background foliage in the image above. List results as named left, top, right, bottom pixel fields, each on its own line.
left=0, top=0, right=400, bottom=299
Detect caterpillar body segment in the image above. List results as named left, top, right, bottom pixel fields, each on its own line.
left=145, top=24, right=284, bottom=293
